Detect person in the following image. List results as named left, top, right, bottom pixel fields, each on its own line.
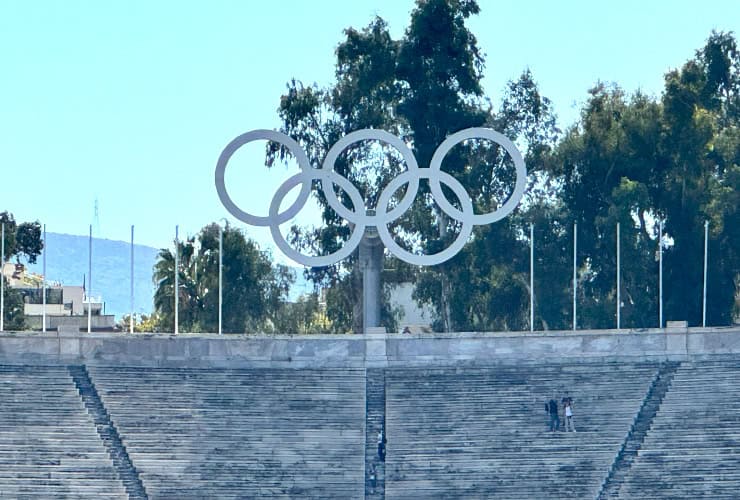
left=369, top=463, right=377, bottom=491
left=546, top=397, right=560, bottom=432
left=563, top=396, right=576, bottom=432
left=402, top=326, right=411, bottom=334
left=377, top=427, right=386, bottom=461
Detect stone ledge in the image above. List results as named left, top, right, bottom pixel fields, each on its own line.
left=0, top=327, right=736, bottom=368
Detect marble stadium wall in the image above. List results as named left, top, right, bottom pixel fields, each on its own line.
left=0, top=326, right=738, bottom=368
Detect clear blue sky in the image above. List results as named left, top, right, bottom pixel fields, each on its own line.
left=1, top=1, right=737, bottom=263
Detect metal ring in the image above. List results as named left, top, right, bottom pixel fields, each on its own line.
left=215, top=127, right=526, bottom=266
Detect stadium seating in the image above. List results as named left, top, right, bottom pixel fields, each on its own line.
left=0, top=365, right=126, bottom=499
left=88, top=367, right=366, bottom=499
left=384, top=362, right=659, bottom=499
left=5, top=356, right=740, bottom=499
left=616, top=359, right=740, bottom=499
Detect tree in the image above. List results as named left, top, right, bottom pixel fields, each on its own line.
left=1, top=277, right=24, bottom=330
left=272, top=293, right=332, bottom=334
left=658, top=31, right=739, bottom=325
left=0, top=212, right=18, bottom=260
left=153, top=223, right=294, bottom=333
left=15, top=221, right=43, bottom=265
left=268, top=0, right=558, bottom=332
left=0, top=212, right=44, bottom=266
left=550, top=31, right=739, bottom=328
left=1, top=211, right=39, bottom=330
left=117, top=313, right=160, bottom=333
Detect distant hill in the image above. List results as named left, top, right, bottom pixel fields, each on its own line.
left=25, top=233, right=315, bottom=322
left=27, top=233, right=159, bottom=321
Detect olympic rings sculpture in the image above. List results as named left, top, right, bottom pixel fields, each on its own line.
left=215, top=127, right=526, bottom=267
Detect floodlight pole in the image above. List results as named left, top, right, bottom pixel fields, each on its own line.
left=88, top=224, right=92, bottom=334
left=1, top=223, right=4, bottom=332
left=42, top=224, right=46, bottom=333
left=530, top=223, right=534, bottom=332
left=616, top=222, right=621, bottom=330
left=218, top=224, right=223, bottom=335
left=572, top=223, right=577, bottom=331
left=658, top=220, right=663, bottom=329
left=174, top=225, right=179, bottom=335
left=130, top=225, right=135, bottom=334
left=702, top=220, right=708, bottom=327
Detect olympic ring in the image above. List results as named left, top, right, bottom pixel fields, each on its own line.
left=214, top=127, right=526, bottom=266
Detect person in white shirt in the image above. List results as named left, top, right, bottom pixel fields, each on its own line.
left=377, top=427, right=386, bottom=461
left=563, top=397, right=576, bottom=432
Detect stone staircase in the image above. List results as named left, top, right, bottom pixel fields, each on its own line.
left=365, top=368, right=386, bottom=499
left=0, top=365, right=127, bottom=499
left=68, top=365, right=148, bottom=499
left=384, top=362, right=659, bottom=499
left=597, top=361, right=680, bottom=499
left=88, top=367, right=366, bottom=499
left=5, top=358, right=740, bottom=498
left=616, top=359, right=740, bottom=499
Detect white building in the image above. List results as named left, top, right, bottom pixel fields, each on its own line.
left=2, top=262, right=115, bottom=331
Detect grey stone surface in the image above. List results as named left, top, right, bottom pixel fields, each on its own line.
left=0, top=327, right=738, bottom=368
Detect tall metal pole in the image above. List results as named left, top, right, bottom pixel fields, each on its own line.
left=1, top=223, right=4, bottom=332
left=88, top=224, right=92, bottom=333
left=174, top=225, right=179, bottom=335
left=659, top=220, right=663, bottom=329
left=218, top=224, right=223, bottom=335
left=616, top=222, right=621, bottom=330
left=130, top=225, right=135, bottom=334
left=42, top=224, right=46, bottom=333
left=573, top=223, right=577, bottom=331
left=530, top=223, right=534, bottom=332
left=702, top=220, right=708, bottom=327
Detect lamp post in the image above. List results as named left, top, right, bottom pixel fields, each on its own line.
left=174, top=225, right=179, bottom=335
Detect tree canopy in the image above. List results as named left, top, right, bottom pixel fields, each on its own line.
left=267, top=0, right=558, bottom=332
left=1, top=212, right=44, bottom=265
left=1, top=211, right=45, bottom=329
left=152, top=223, right=294, bottom=333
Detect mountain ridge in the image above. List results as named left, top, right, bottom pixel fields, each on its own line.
left=27, top=232, right=159, bottom=321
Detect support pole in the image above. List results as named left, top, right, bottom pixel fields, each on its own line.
left=88, top=224, right=92, bottom=333
left=573, top=223, right=577, bottom=331
left=359, top=218, right=383, bottom=334
left=659, top=220, right=663, bottom=329
left=174, top=225, right=179, bottom=335
left=1, top=223, right=4, bottom=332
left=130, top=225, right=134, bottom=334
left=42, top=224, right=46, bottom=333
left=702, top=220, right=708, bottom=328
left=218, top=224, right=223, bottom=335
left=530, top=223, right=534, bottom=332
left=617, top=222, right=621, bottom=330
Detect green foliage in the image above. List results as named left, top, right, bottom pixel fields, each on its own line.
left=268, top=0, right=558, bottom=332
left=116, top=313, right=159, bottom=333
left=550, top=30, right=740, bottom=327
left=272, top=293, right=331, bottom=334
left=15, top=222, right=43, bottom=265
left=153, top=223, right=294, bottom=333
left=0, top=212, right=44, bottom=266
left=0, top=212, right=18, bottom=260
left=2, top=276, right=25, bottom=330
left=267, top=0, right=738, bottom=331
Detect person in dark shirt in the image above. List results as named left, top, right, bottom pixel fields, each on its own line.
left=546, top=397, right=560, bottom=432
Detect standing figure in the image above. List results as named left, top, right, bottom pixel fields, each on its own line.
left=546, top=397, right=560, bottom=432
left=369, top=463, right=377, bottom=492
left=377, top=427, right=386, bottom=461
left=563, top=397, right=576, bottom=432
